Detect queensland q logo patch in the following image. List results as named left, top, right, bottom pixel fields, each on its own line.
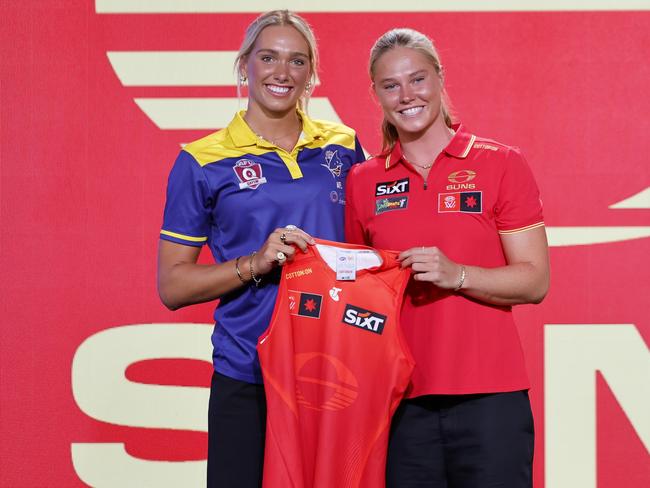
left=233, top=159, right=267, bottom=190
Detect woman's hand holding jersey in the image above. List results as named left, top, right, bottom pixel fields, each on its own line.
left=399, top=226, right=550, bottom=307
left=399, top=246, right=464, bottom=290
left=158, top=226, right=314, bottom=311
left=252, top=226, right=315, bottom=274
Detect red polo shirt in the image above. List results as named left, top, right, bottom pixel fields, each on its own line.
left=345, top=124, right=544, bottom=396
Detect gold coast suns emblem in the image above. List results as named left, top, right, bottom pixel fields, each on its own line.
left=233, top=159, right=267, bottom=190
left=446, top=169, right=477, bottom=190
left=295, top=352, right=359, bottom=411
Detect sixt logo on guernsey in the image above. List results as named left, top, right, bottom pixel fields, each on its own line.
left=288, top=290, right=323, bottom=319
left=342, top=304, right=387, bottom=335
left=233, top=159, right=267, bottom=190
left=438, top=191, right=483, bottom=213
left=375, top=178, right=410, bottom=196
left=375, top=196, right=408, bottom=215
left=446, top=170, right=477, bottom=190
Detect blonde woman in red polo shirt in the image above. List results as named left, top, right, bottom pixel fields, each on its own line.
left=346, top=28, right=550, bottom=488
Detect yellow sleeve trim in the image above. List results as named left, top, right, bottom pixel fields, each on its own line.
left=498, top=221, right=545, bottom=235
left=160, top=230, right=208, bottom=242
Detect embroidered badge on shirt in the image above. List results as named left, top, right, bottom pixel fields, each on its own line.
left=321, top=149, right=343, bottom=178
left=289, top=291, right=323, bottom=319
left=375, top=196, right=409, bottom=215
left=233, top=159, right=267, bottom=190
left=438, top=191, right=483, bottom=213
left=445, top=170, right=477, bottom=191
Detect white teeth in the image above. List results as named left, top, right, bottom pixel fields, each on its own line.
left=267, top=85, right=290, bottom=94
left=400, top=107, right=423, bottom=116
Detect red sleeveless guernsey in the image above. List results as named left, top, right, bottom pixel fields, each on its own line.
left=258, top=239, right=414, bottom=488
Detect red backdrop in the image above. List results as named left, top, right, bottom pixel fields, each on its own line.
left=1, top=2, right=648, bottom=487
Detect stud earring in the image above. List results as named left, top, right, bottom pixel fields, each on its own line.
left=240, top=75, right=247, bottom=84
left=305, top=81, right=312, bottom=92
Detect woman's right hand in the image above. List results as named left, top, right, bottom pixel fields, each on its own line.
left=252, top=225, right=315, bottom=275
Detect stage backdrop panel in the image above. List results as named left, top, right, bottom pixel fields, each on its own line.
left=1, top=2, right=648, bottom=487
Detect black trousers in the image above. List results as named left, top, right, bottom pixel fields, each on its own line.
left=386, top=390, right=534, bottom=488
left=207, top=372, right=266, bottom=488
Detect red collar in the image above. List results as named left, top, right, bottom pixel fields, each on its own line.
left=384, top=124, right=476, bottom=170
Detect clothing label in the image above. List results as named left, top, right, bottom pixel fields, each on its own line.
left=336, top=249, right=357, bottom=281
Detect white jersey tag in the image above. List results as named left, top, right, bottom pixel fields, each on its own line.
left=336, top=249, right=357, bottom=281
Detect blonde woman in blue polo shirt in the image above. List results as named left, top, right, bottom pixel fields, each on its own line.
left=157, top=10, right=364, bottom=487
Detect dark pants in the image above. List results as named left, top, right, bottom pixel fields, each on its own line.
left=207, top=372, right=267, bottom=488
left=386, top=390, right=534, bottom=488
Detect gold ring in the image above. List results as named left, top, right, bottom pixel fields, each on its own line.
left=280, top=232, right=287, bottom=244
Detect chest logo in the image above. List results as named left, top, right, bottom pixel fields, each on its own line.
left=342, top=304, right=387, bottom=335
left=321, top=149, right=343, bottom=178
left=438, top=191, right=483, bottom=213
left=375, top=196, right=408, bottom=215
left=375, top=177, right=410, bottom=196
left=233, top=159, right=267, bottom=190
left=288, top=291, right=323, bottom=319
left=329, top=286, right=342, bottom=302
left=446, top=170, right=477, bottom=190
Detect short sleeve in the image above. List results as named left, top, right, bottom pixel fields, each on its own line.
left=495, top=148, right=545, bottom=235
left=345, top=164, right=369, bottom=245
left=160, top=151, right=212, bottom=247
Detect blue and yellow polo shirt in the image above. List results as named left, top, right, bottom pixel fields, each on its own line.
left=161, top=109, right=365, bottom=383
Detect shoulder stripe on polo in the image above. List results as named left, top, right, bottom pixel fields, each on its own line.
left=460, top=134, right=477, bottom=158
left=498, top=221, right=545, bottom=235
left=160, top=229, right=208, bottom=242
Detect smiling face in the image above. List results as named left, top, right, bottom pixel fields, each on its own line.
left=242, top=25, right=312, bottom=119
left=372, top=46, right=445, bottom=139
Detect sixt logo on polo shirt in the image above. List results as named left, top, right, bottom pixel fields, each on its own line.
left=288, top=290, right=322, bottom=319
left=375, top=196, right=408, bottom=215
left=438, top=191, right=482, bottom=213
left=375, top=178, right=410, bottom=196
left=342, top=304, right=386, bottom=335
left=233, top=159, right=267, bottom=190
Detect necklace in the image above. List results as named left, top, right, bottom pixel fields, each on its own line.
left=255, top=131, right=299, bottom=148
left=402, top=155, right=434, bottom=169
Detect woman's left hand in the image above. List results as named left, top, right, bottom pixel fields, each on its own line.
left=399, top=246, right=463, bottom=290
